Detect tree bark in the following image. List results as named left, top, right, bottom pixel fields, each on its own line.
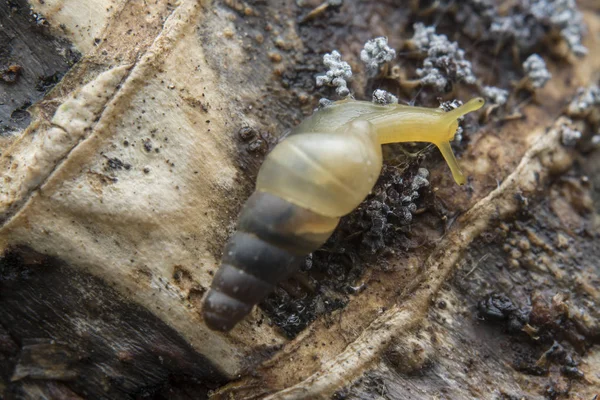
left=0, top=0, right=599, bottom=399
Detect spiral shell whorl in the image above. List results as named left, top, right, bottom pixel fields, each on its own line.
left=256, top=120, right=382, bottom=218
left=203, top=192, right=339, bottom=332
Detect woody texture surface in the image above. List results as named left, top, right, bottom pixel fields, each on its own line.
left=0, top=0, right=599, bottom=399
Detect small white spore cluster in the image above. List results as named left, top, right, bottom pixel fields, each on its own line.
left=372, top=89, right=398, bottom=105
left=438, top=99, right=464, bottom=113
left=490, top=0, right=587, bottom=57
left=316, top=50, right=352, bottom=97
left=411, top=168, right=430, bottom=192
left=411, top=23, right=477, bottom=92
left=399, top=168, right=431, bottom=222
left=523, top=54, right=552, bottom=89
left=560, top=124, right=582, bottom=147
left=561, top=84, right=600, bottom=147
left=361, top=37, right=396, bottom=74
left=439, top=99, right=464, bottom=142
left=482, top=86, right=509, bottom=105
left=317, top=98, right=333, bottom=109
left=567, top=85, right=600, bottom=117
left=530, top=0, right=587, bottom=56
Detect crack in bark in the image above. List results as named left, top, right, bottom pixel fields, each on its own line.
left=0, top=66, right=133, bottom=227
left=0, top=0, right=201, bottom=231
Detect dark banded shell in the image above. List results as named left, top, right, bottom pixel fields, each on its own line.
left=202, top=191, right=339, bottom=332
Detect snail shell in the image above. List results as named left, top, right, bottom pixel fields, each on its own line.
left=203, top=98, right=485, bottom=331
left=203, top=120, right=377, bottom=331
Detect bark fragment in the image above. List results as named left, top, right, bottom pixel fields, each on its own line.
left=0, top=0, right=598, bottom=398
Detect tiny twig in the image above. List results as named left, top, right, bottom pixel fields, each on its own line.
left=465, top=253, right=491, bottom=278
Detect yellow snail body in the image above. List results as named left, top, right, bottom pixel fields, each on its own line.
left=203, top=97, right=485, bottom=331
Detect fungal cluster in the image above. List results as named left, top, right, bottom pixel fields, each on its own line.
left=564, top=84, right=600, bottom=147
left=372, top=89, right=398, bottom=105
left=439, top=99, right=465, bottom=142
left=559, top=124, right=582, bottom=147
left=449, top=0, right=588, bottom=57
left=490, top=0, right=587, bottom=56
left=481, top=86, right=509, bottom=106
left=360, top=37, right=396, bottom=74
left=315, top=50, right=352, bottom=97
left=316, top=37, right=397, bottom=99
left=478, top=293, right=529, bottom=334
left=358, top=167, right=431, bottom=253
left=567, top=85, right=600, bottom=117
left=410, top=23, right=477, bottom=92
left=522, top=54, right=552, bottom=89
left=432, top=0, right=588, bottom=111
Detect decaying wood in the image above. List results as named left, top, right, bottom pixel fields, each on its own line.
left=0, top=0, right=599, bottom=399
left=253, top=117, right=574, bottom=399
left=0, top=0, right=80, bottom=144
left=1, top=0, right=289, bottom=390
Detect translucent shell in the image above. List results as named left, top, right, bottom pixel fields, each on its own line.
left=202, top=97, right=485, bottom=332
left=257, top=97, right=485, bottom=216
left=257, top=120, right=382, bottom=217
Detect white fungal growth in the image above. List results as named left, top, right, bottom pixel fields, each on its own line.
left=316, top=50, right=352, bottom=97
left=438, top=99, right=464, bottom=113
left=530, top=0, right=587, bottom=56
left=418, top=66, right=448, bottom=91
left=567, top=85, right=600, bottom=117
left=439, top=99, right=465, bottom=141
left=360, top=37, right=396, bottom=73
left=314, top=98, right=334, bottom=112
left=482, top=86, right=509, bottom=105
left=411, top=168, right=430, bottom=191
left=392, top=168, right=430, bottom=226
left=560, top=124, right=582, bottom=147
left=489, top=0, right=587, bottom=57
left=411, top=23, right=477, bottom=91
left=372, top=89, right=398, bottom=105
left=318, top=98, right=334, bottom=109
left=411, top=23, right=437, bottom=50
left=523, top=54, right=551, bottom=89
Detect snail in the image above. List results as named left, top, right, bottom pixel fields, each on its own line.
left=203, top=96, right=485, bottom=332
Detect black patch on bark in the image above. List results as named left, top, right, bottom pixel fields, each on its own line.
left=0, top=0, right=80, bottom=135
left=0, top=247, right=226, bottom=399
